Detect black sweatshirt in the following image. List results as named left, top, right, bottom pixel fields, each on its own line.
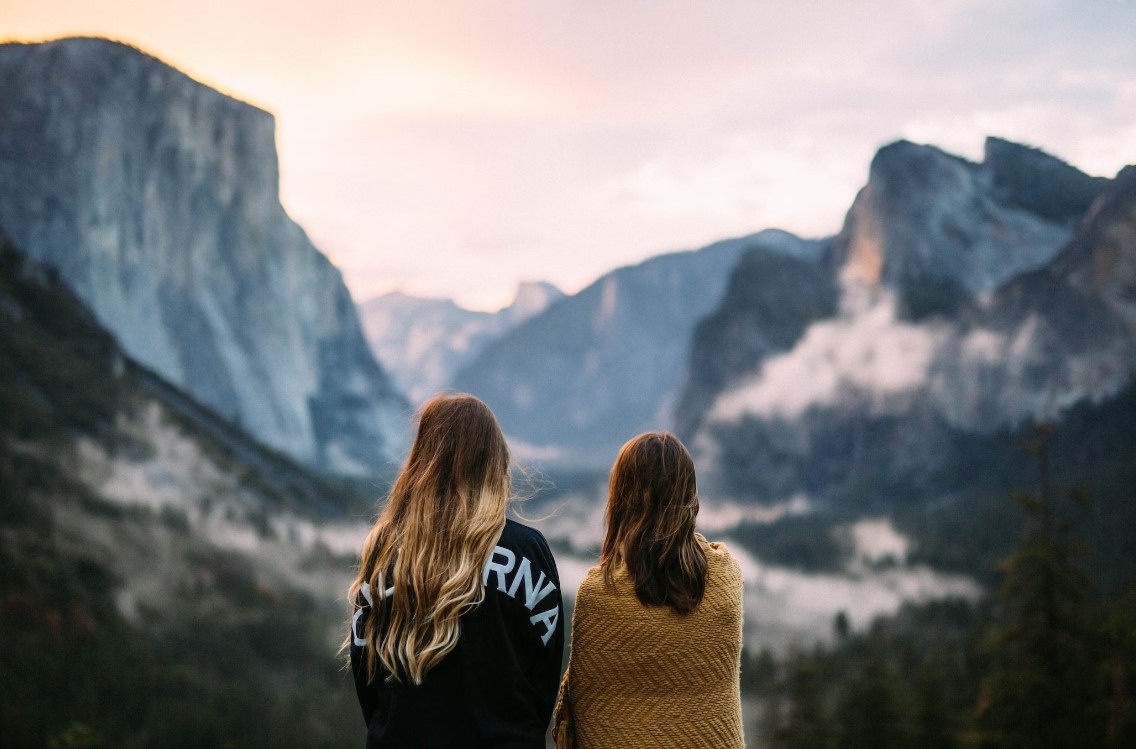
left=350, top=519, right=565, bottom=748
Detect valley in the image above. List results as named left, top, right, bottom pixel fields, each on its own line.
left=1, top=33, right=1133, bottom=748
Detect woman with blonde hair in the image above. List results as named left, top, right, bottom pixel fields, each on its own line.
left=554, top=431, right=744, bottom=748
left=348, top=393, right=564, bottom=748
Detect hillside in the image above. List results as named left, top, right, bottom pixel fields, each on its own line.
left=0, top=230, right=378, bottom=747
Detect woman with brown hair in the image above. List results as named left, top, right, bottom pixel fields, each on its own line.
left=348, top=393, right=564, bottom=748
left=554, top=431, right=744, bottom=748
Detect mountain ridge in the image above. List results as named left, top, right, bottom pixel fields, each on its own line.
left=0, top=226, right=369, bottom=746
left=832, top=137, right=1096, bottom=316
left=452, top=229, right=826, bottom=465
left=358, top=281, right=564, bottom=403
left=685, top=139, right=1135, bottom=503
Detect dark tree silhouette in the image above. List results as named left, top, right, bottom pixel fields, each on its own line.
left=835, top=652, right=907, bottom=749
left=975, top=424, right=1099, bottom=748
left=763, top=651, right=833, bottom=749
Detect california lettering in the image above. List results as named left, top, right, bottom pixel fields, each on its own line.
left=352, top=546, right=560, bottom=648
left=483, top=546, right=559, bottom=645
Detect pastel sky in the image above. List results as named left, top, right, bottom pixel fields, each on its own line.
left=6, top=0, right=1136, bottom=310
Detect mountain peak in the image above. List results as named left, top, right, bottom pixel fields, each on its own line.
left=1, top=36, right=271, bottom=118
left=501, top=281, right=564, bottom=324
left=983, top=136, right=1108, bottom=224
left=834, top=137, right=1077, bottom=304
left=867, top=140, right=975, bottom=202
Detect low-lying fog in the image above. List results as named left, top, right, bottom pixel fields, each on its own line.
left=83, top=414, right=979, bottom=651
left=258, top=481, right=982, bottom=651
left=513, top=481, right=981, bottom=650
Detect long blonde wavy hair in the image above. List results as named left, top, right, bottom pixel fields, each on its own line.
left=348, top=393, right=511, bottom=685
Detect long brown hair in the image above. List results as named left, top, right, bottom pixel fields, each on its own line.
left=600, top=431, right=707, bottom=614
left=348, top=393, right=511, bottom=684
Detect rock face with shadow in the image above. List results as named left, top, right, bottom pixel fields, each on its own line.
left=833, top=138, right=1100, bottom=319
left=682, top=139, right=1133, bottom=503
left=0, top=37, right=408, bottom=474
left=673, top=244, right=838, bottom=441
left=937, top=163, right=1136, bottom=432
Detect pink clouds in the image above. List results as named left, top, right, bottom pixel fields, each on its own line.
left=6, top=0, right=1135, bottom=309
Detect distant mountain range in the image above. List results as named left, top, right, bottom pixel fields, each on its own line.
left=429, top=136, right=1133, bottom=499
left=358, top=281, right=563, bottom=403
left=3, top=37, right=1130, bottom=509
left=0, top=37, right=409, bottom=476
left=452, top=229, right=828, bottom=464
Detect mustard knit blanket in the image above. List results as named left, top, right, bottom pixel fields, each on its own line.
left=554, top=536, right=745, bottom=748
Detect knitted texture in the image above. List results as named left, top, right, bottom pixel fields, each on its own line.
left=554, top=536, right=744, bottom=749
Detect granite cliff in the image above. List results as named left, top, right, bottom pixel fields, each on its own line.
left=834, top=138, right=1101, bottom=318
left=674, top=244, right=838, bottom=440
left=0, top=38, right=408, bottom=474
left=686, top=139, right=1132, bottom=501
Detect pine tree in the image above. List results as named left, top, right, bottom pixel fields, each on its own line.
left=741, top=646, right=777, bottom=695
left=1102, top=588, right=1136, bottom=748
left=975, top=423, right=1099, bottom=748
left=835, top=651, right=907, bottom=749
left=914, top=663, right=955, bottom=749
left=764, top=651, right=832, bottom=749
left=833, top=610, right=851, bottom=642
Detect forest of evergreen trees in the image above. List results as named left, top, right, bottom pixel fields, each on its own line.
left=743, top=425, right=1136, bottom=748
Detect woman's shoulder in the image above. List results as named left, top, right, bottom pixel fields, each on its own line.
left=496, top=519, right=562, bottom=586
left=696, top=533, right=734, bottom=559
left=502, top=517, right=549, bottom=544
left=696, top=534, right=744, bottom=586
left=499, top=518, right=556, bottom=558
left=573, top=564, right=618, bottom=607
left=577, top=564, right=606, bottom=593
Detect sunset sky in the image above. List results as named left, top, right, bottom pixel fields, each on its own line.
left=5, top=0, right=1136, bottom=309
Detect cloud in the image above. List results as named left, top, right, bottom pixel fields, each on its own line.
left=727, top=541, right=981, bottom=647
left=596, top=133, right=868, bottom=237
left=843, top=518, right=910, bottom=566
left=707, top=291, right=949, bottom=424
left=9, top=0, right=1136, bottom=306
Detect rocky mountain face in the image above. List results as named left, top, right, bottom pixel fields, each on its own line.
left=984, top=136, right=1111, bottom=225
left=686, top=139, right=1133, bottom=502
left=358, top=281, right=563, bottom=404
left=452, top=230, right=827, bottom=465
left=834, top=138, right=1098, bottom=319
left=0, top=230, right=370, bottom=745
left=938, top=164, right=1136, bottom=430
left=1050, top=165, right=1136, bottom=334
left=674, top=244, right=838, bottom=440
left=0, top=38, right=408, bottom=475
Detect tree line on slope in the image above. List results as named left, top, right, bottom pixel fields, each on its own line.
left=744, top=425, right=1136, bottom=748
